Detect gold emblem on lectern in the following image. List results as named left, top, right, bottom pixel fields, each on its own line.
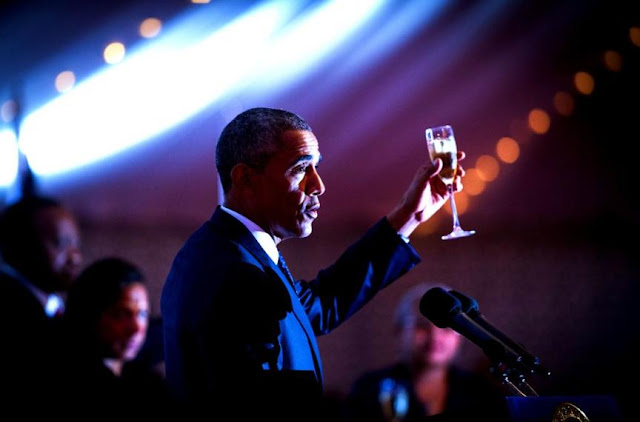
left=552, top=402, right=590, bottom=422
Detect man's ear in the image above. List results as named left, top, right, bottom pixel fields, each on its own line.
left=229, top=163, right=255, bottom=189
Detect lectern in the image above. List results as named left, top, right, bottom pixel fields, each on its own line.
left=421, top=288, right=626, bottom=422
left=504, top=395, right=623, bottom=422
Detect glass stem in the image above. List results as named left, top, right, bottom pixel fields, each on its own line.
left=448, top=184, right=461, bottom=230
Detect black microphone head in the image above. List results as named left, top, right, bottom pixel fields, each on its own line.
left=448, top=290, right=479, bottom=314
left=419, top=287, right=462, bottom=328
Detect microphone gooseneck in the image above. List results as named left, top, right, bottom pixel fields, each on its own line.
left=419, top=286, right=549, bottom=396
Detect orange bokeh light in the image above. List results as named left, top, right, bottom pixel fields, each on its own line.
left=553, top=91, right=574, bottom=116
left=630, top=27, right=640, bottom=47
left=496, top=137, right=519, bottom=164
left=603, top=50, right=623, bottom=72
left=462, top=168, right=486, bottom=196
left=574, top=71, right=595, bottom=95
left=528, top=108, right=550, bottom=135
left=475, top=154, right=499, bottom=181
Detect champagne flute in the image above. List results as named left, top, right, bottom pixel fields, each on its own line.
left=425, top=124, right=476, bottom=240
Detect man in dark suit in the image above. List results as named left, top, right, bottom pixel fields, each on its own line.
left=0, top=195, right=83, bottom=413
left=161, top=107, right=467, bottom=420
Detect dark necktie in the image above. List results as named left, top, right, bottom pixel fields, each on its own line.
left=278, top=253, right=298, bottom=292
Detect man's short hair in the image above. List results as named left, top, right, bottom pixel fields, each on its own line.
left=65, top=256, right=145, bottom=336
left=215, top=107, right=312, bottom=193
left=0, top=195, right=62, bottom=263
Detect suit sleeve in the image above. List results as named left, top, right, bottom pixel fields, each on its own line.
left=297, top=217, right=421, bottom=334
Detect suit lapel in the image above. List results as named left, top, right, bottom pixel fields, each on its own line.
left=208, top=207, right=324, bottom=384
left=209, top=207, right=273, bottom=268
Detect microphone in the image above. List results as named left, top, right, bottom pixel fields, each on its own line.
left=419, top=287, right=545, bottom=376
left=448, top=290, right=550, bottom=376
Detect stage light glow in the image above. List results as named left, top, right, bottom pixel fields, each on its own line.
left=18, top=0, right=386, bottom=177
left=17, top=1, right=300, bottom=176
left=249, top=0, right=387, bottom=92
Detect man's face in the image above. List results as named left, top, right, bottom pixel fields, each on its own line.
left=251, top=130, right=325, bottom=242
left=34, top=207, right=82, bottom=292
left=98, top=282, right=150, bottom=362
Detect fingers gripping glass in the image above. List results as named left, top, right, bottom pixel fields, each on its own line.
left=425, top=125, right=476, bottom=240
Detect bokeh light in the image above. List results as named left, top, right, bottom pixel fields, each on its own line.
left=55, top=71, right=76, bottom=93
left=462, top=168, right=486, bottom=196
left=104, top=42, right=126, bottom=64
left=475, top=154, right=499, bottom=181
left=528, top=108, right=551, bottom=135
left=603, top=50, right=622, bottom=72
left=630, top=26, right=640, bottom=47
left=574, top=71, right=595, bottom=95
left=496, top=137, right=519, bottom=164
left=140, top=18, right=162, bottom=38
left=553, top=91, right=574, bottom=116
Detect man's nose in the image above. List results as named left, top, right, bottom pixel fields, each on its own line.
left=308, top=167, right=325, bottom=196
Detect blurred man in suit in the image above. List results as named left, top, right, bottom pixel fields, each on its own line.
left=0, top=195, right=83, bottom=413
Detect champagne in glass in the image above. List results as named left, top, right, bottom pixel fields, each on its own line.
left=425, top=124, right=476, bottom=240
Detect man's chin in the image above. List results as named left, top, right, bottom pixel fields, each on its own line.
left=299, top=223, right=314, bottom=238
left=277, top=221, right=314, bottom=240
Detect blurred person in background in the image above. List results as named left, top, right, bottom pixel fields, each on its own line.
left=346, top=283, right=508, bottom=422
left=0, top=195, right=82, bottom=413
left=60, top=256, right=174, bottom=418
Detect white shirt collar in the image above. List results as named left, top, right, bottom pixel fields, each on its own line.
left=220, top=205, right=279, bottom=265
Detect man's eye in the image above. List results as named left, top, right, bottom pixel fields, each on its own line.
left=292, top=164, right=308, bottom=174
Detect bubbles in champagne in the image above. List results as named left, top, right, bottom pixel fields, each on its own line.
left=426, top=132, right=457, bottom=185
left=432, top=151, right=457, bottom=184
